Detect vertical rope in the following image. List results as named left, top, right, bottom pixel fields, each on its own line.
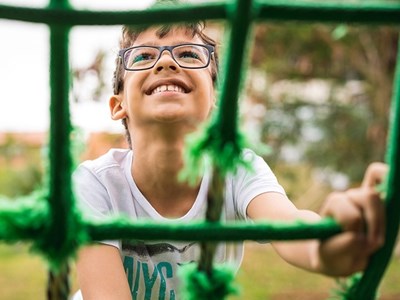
left=48, top=0, right=70, bottom=9
left=47, top=263, right=70, bottom=300
left=348, top=33, right=400, bottom=300
left=181, top=167, right=238, bottom=300
left=44, top=1, right=74, bottom=299
left=214, top=0, right=255, bottom=143
left=198, top=167, right=225, bottom=275
left=45, top=21, right=73, bottom=264
left=46, top=20, right=73, bottom=300
left=196, top=0, right=256, bottom=280
left=182, top=0, right=257, bottom=181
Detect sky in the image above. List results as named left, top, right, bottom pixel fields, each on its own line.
left=0, top=0, right=208, bottom=133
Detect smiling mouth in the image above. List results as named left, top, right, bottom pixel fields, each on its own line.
left=146, top=79, right=191, bottom=95
left=151, top=84, right=186, bottom=95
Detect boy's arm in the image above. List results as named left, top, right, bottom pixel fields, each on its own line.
left=246, top=162, right=387, bottom=277
left=76, top=244, right=131, bottom=300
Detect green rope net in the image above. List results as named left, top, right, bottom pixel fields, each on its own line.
left=0, top=0, right=400, bottom=299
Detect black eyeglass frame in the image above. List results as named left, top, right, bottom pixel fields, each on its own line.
left=118, top=43, right=215, bottom=71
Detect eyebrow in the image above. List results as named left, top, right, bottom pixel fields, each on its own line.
left=135, top=41, right=199, bottom=47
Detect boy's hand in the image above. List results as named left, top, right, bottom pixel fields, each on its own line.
left=317, top=163, right=387, bottom=276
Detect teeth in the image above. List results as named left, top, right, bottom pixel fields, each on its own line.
left=151, top=84, right=185, bottom=94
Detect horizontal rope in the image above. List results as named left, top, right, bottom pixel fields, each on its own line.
left=0, top=1, right=400, bottom=26
left=0, top=2, right=227, bottom=25
left=0, top=200, right=341, bottom=242
left=0, top=200, right=47, bottom=242
left=257, top=0, right=400, bottom=24
left=85, top=218, right=342, bottom=242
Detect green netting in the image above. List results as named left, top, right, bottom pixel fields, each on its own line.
left=0, top=0, right=400, bottom=299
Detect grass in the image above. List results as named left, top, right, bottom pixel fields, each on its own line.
left=234, top=243, right=400, bottom=300
left=0, top=243, right=78, bottom=300
left=1, top=242, right=400, bottom=299
left=233, top=243, right=334, bottom=299
left=0, top=243, right=47, bottom=300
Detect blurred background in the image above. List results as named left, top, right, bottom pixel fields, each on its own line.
left=1, top=0, right=400, bottom=299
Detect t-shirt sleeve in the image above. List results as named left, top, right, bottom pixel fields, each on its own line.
left=232, top=150, right=286, bottom=220
left=73, top=164, right=120, bottom=249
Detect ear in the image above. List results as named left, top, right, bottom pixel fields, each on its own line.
left=210, top=87, right=218, bottom=109
left=212, top=95, right=218, bottom=108
left=109, top=95, right=127, bottom=120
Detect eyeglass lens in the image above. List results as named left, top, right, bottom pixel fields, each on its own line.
left=124, top=45, right=210, bottom=70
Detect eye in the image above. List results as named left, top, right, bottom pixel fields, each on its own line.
left=174, top=45, right=208, bottom=65
left=132, top=52, right=155, bottom=63
left=179, top=51, right=200, bottom=60
left=125, top=47, right=159, bottom=68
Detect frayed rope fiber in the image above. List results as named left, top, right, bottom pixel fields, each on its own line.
left=179, top=264, right=239, bottom=300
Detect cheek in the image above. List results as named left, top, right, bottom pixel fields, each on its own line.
left=202, top=87, right=215, bottom=119
left=198, top=69, right=214, bottom=94
left=124, top=76, right=144, bottom=101
left=122, top=82, right=143, bottom=118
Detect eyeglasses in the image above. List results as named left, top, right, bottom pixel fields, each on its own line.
left=119, top=43, right=215, bottom=71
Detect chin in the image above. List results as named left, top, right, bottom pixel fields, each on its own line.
left=153, top=111, right=186, bottom=123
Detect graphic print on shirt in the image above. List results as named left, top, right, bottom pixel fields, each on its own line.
left=122, top=240, right=197, bottom=300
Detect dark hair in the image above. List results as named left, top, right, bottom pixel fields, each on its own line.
left=112, top=22, right=220, bottom=148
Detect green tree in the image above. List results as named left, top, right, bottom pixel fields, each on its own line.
left=0, top=134, right=43, bottom=198
left=250, top=23, right=398, bottom=182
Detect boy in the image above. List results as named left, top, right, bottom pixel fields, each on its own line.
left=74, top=21, right=387, bottom=300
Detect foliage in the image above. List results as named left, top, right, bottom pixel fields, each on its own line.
left=0, top=134, right=43, bottom=198
left=305, top=101, right=372, bottom=181
left=259, top=98, right=373, bottom=181
left=250, top=23, right=398, bottom=183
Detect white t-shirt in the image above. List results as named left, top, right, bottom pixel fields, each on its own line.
left=73, top=148, right=285, bottom=300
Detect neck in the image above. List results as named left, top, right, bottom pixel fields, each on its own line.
left=130, top=125, right=200, bottom=218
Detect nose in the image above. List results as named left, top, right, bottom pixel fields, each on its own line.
left=153, top=50, right=180, bottom=73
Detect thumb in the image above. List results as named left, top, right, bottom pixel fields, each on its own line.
left=362, top=163, right=388, bottom=189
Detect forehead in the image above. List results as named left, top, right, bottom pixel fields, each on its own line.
left=132, top=26, right=203, bottom=46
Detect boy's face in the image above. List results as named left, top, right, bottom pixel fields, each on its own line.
left=113, top=26, right=215, bottom=133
